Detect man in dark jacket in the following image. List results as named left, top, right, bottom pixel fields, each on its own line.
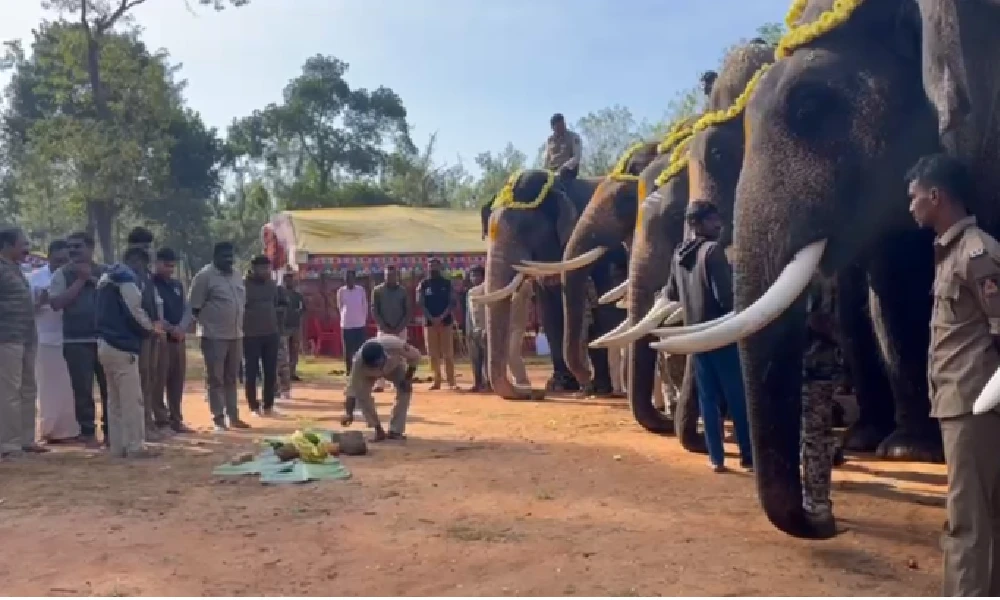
left=243, top=255, right=286, bottom=416
left=665, top=200, right=752, bottom=472
left=152, top=247, right=193, bottom=432
left=125, top=227, right=169, bottom=438
left=95, top=247, right=163, bottom=458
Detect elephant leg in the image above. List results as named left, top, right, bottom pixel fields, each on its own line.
left=836, top=261, right=896, bottom=453
left=675, top=355, right=706, bottom=455
left=867, top=232, right=943, bottom=463
left=537, top=282, right=579, bottom=392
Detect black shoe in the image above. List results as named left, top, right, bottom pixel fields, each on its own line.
left=291, top=374, right=302, bottom=382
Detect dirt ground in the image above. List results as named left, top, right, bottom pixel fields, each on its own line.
left=0, top=360, right=947, bottom=596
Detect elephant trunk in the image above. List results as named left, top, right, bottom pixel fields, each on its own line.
left=625, top=236, right=675, bottom=435
left=561, top=182, right=634, bottom=387
left=562, top=266, right=592, bottom=386
left=730, top=174, right=836, bottom=538
left=486, top=238, right=530, bottom=400
left=733, top=248, right=820, bottom=538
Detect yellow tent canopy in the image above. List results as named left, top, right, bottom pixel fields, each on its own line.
left=274, top=206, right=486, bottom=256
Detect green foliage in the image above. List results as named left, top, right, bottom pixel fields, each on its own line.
left=2, top=4, right=782, bottom=268
left=229, top=55, right=413, bottom=202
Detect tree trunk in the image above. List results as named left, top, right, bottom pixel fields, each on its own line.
left=88, top=201, right=115, bottom=263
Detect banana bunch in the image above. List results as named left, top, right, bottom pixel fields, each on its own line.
left=289, top=430, right=328, bottom=464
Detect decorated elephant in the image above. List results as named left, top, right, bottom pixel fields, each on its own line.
left=653, top=0, right=1000, bottom=538
left=512, top=140, right=660, bottom=392
left=479, top=171, right=612, bottom=399
left=600, top=42, right=775, bottom=443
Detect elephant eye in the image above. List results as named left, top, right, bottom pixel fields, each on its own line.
left=785, top=83, right=843, bottom=141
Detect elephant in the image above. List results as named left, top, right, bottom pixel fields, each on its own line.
left=652, top=0, right=1000, bottom=538
left=511, top=140, right=661, bottom=393
left=480, top=171, right=609, bottom=399
left=605, top=42, right=776, bottom=442
left=511, top=130, right=702, bottom=434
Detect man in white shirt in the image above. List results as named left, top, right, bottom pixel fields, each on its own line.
left=30, top=240, right=79, bottom=443
left=336, top=270, right=369, bottom=375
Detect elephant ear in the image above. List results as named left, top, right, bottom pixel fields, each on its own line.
left=917, top=0, right=975, bottom=150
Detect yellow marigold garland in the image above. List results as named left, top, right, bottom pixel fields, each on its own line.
left=607, top=141, right=645, bottom=183
left=649, top=0, right=866, bottom=191
left=776, top=0, right=866, bottom=59
left=656, top=119, right=694, bottom=155
left=491, top=169, right=556, bottom=211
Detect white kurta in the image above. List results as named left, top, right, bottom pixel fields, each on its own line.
left=30, top=266, right=79, bottom=441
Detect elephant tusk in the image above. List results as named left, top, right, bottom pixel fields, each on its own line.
left=512, top=265, right=550, bottom=277
left=615, top=297, right=628, bottom=310
left=588, top=318, right=633, bottom=348
left=589, top=297, right=680, bottom=348
left=973, top=368, right=1000, bottom=414
left=661, top=306, right=684, bottom=326
left=651, top=311, right=735, bottom=337
left=519, top=246, right=607, bottom=274
left=649, top=240, right=827, bottom=354
left=599, top=279, right=628, bottom=304
left=472, top=273, right=525, bottom=304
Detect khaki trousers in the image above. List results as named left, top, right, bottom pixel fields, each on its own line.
left=940, top=412, right=1000, bottom=596
left=0, top=340, right=37, bottom=453
left=424, top=323, right=455, bottom=386
left=98, top=341, right=145, bottom=458
left=139, top=336, right=169, bottom=429
left=355, top=363, right=412, bottom=434
left=156, top=339, right=186, bottom=426
left=277, top=335, right=291, bottom=394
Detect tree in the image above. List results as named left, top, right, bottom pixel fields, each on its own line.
left=2, top=0, right=247, bottom=259
left=383, top=132, right=475, bottom=208
left=755, top=22, right=785, bottom=46
left=3, top=23, right=181, bottom=259
left=229, top=55, right=413, bottom=202
left=471, top=143, right=526, bottom=205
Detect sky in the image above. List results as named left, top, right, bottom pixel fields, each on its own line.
left=2, top=0, right=790, bottom=173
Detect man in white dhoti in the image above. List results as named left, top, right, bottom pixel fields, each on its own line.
left=30, top=240, right=79, bottom=443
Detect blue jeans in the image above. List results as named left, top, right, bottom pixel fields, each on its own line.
left=691, top=344, right=753, bottom=467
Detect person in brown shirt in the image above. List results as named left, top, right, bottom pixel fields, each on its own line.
left=0, top=226, right=45, bottom=458
left=907, top=153, right=1000, bottom=596
left=543, top=113, right=583, bottom=179
left=341, top=336, right=421, bottom=441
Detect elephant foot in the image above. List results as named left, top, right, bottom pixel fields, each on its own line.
left=843, top=420, right=891, bottom=453
left=679, top=431, right=708, bottom=454
left=589, top=383, right=615, bottom=398
left=876, top=424, right=944, bottom=463
left=546, top=373, right=580, bottom=392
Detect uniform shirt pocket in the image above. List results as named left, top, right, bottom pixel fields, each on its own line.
left=932, top=274, right=961, bottom=323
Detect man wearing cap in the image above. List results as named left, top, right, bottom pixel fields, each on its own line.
left=341, top=336, right=421, bottom=441
left=543, top=113, right=583, bottom=179
left=665, top=200, right=753, bottom=473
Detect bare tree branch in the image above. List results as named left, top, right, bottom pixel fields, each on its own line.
left=96, top=0, right=149, bottom=34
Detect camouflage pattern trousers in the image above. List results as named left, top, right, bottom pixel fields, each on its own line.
left=277, top=336, right=291, bottom=395
left=801, top=378, right=835, bottom=518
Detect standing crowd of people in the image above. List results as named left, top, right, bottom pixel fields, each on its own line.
left=0, top=227, right=305, bottom=459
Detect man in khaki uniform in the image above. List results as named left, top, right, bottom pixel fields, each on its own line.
left=543, top=113, right=583, bottom=179
left=341, top=336, right=420, bottom=441
left=907, top=154, right=1000, bottom=596
left=188, top=241, right=250, bottom=432
left=0, top=226, right=43, bottom=458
